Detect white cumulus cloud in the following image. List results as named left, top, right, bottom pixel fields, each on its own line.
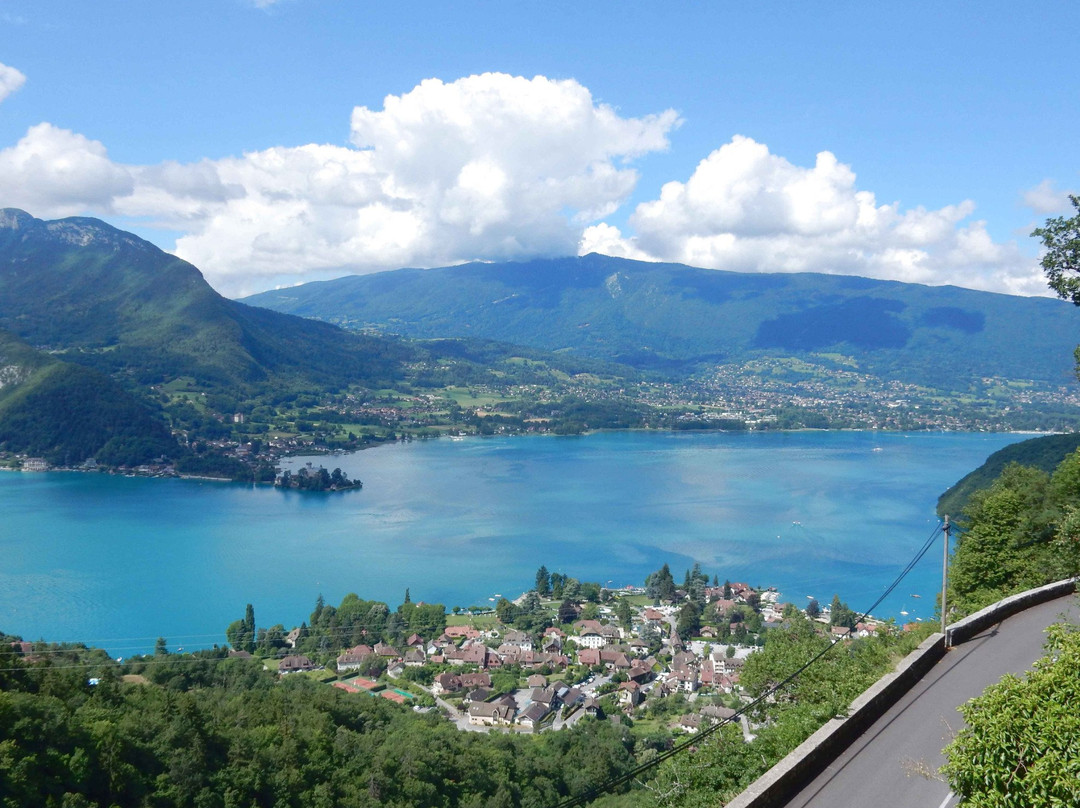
left=0, top=123, right=134, bottom=216
left=0, top=61, right=26, bottom=104
left=1022, top=179, right=1076, bottom=215
left=0, top=73, right=677, bottom=296
left=581, top=136, right=1045, bottom=297
left=0, top=72, right=1047, bottom=299
left=165, top=74, right=677, bottom=294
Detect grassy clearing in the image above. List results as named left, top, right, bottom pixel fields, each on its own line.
left=446, top=612, right=498, bottom=629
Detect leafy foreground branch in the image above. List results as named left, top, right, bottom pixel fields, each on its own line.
left=943, top=618, right=1080, bottom=807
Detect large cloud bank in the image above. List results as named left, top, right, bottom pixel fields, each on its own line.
left=582, top=136, right=1042, bottom=297
left=0, top=73, right=678, bottom=295
left=0, top=68, right=1050, bottom=297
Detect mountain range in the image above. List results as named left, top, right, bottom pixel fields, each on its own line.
left=244, top=253, right=1080, bottom=391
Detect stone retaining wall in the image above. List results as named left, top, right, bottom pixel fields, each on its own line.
left=945, top=578, right=1076, bottom=647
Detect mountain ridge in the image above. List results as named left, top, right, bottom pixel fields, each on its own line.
left=243, top=253, right=1080, bottom=390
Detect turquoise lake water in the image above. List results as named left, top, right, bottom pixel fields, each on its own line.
left=0, top=430, right=1028, bottom=656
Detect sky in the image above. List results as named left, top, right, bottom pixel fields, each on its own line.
left=1, top=1, right=1077, bottom=299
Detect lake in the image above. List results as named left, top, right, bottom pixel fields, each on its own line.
left=0, top=430, right=1028, bottom=656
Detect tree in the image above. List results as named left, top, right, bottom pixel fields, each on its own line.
left=1034, top=194, right=1080, bottom=306
left=558, top=598, right=579, bottom=624
left=829, top=594, right=856, bottom=630
left=154, top=637, right=168, bottom=656
left=535, top=565, right=551, bottom=596
left=496, top=597, right=518, bottom=626
left=1034, top=195, right=1080, bottom=378
left=616, top=598, right=633, bottom=630
left=676, top=602, right=701, bottom=638
left=943, top=620, right=1080, bottom=805
left=243, top=603, right=256, bottom=652
left=806, top=598, right=821, bottom=619
left=645, top=564, right=676, bottom=602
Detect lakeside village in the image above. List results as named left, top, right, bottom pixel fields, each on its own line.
left=168, top=566, right=900, bottom=737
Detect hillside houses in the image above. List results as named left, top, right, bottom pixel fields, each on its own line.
left=300, top=574, right=882, bottom=735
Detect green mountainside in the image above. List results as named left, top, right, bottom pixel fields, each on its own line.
left=0, top=209, right=414, bottom=394
left=938, top=431, right=1080, bottom=517
left=244, top=253, right=1080, bottom=390
left=0, top=329, right=179, bottom=465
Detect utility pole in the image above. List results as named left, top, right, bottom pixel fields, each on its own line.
left=942, top=515, right=951, bottom=646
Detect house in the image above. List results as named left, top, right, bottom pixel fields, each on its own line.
left=542, top=634, right=563, bottom=653
left=443, top=625, right=482, bottom=641
left=285, top=627, right=302, bottom=648
left=406, top=633, right=424, bottom=647
left=497, top=645, right=535, bottom=666
left=278, top=655, right=316, bottom=674
left=374, top=642, right=400, bottom=658
left=599, top=624, right=622, bottom=643
left=446, top=642, right=492, bottom=668
left=460, top=672, right=492, bottom=689
left=558, top=685, right=584, bottom=706
left=700, top=704, right=737, bottom=722
left=403, top=647, right=426, bottom=666
left=336, top=645, right=375, bottom=671
left=641, top=608, right=665, bottom=627
left=577, top=648, right=601, bottom=667
left=503, top=629, right=533, bottom=651
left=583, top=698, right=602, bottom=717
left=432, top=672, right=462, bottom=694
left=599, top=650, right=632, bottom=670
left=628, top=662, right=653, bottom=683
left=468, top=702, right=514, bottom=727
left=518, top=702, right=550, bottom=730
left=531, top=686, right=559, bottom=710
left=678, top=713, right=706, bottom=733
left=21, top=458, right=48, bottom=472
left=572, top=630, right=606, bottom=649
left=574, top=619, right=604, bottom=635
left=527, top=674, right=548, bottom=688
left=672, top=651, right=697, bottom=673
left=617, top=680, right=643, bottom=707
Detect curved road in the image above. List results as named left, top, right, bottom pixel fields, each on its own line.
left=785, top=593, right=1080, bottom=808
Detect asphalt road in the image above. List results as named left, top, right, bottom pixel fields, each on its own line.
left=784, top=594, right=1080, bottom=808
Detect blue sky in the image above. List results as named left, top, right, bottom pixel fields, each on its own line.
left=1, top=1, right=1077, bottom=297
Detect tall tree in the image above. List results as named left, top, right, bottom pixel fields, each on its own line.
left=1034, top=195, right=1080, bottom=377
left=535, top=564, right=551, bottom=596
left=1034, top=194, right=1080, bottom=305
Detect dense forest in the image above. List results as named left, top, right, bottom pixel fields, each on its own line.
left=946, top=448, right=1080, bottom=618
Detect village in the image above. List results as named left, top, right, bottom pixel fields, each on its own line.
left=258, top=572, right=891, bottom=737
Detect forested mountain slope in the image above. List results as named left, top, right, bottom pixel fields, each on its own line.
left=0, top=209, right=415, bottom=394
left=246, top=254, right=1080, bottom=390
